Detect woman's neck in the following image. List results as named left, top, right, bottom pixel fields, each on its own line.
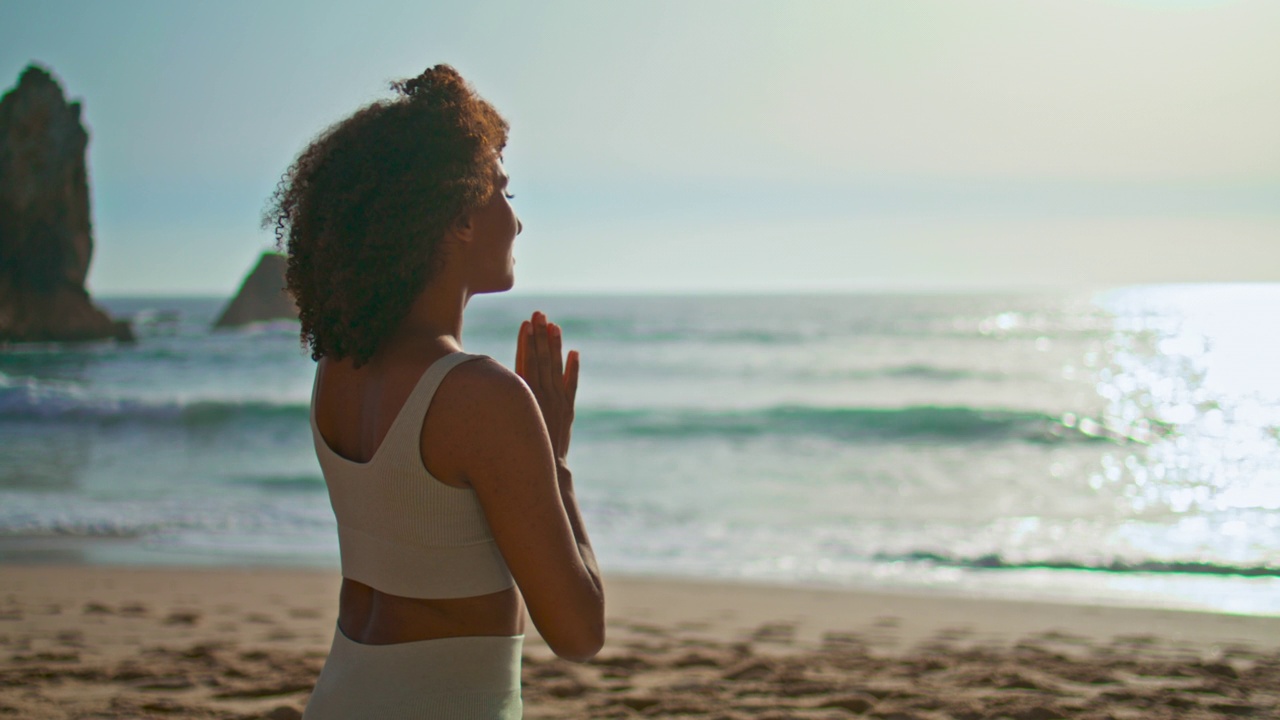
left=381, top=281, right=470, bottom=356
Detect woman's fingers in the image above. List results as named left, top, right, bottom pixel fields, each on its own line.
left=548, top=322, right=564, bottom=383
left=515, top=320, right=529, bottom=377
left=518, top=311, right=579, bottom=459
left=565, top=350, right=579, bottom=407
left=523, top=317, right=540, bottom=386
left=532, top=312, right=557, bottom=392
left=521, top=312, right=576, bottom=402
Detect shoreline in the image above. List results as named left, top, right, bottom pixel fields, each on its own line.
left=6, top=563, right=1279, bottom=649
left=4, top=535, right=1278, bottom=619
left=3, top=564, right=1279, bottom=718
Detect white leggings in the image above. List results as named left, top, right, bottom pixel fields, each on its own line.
left=303, top=625, right=523, bottom=719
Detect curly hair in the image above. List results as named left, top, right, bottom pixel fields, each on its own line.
left=264, top=64, right=509, bottom=367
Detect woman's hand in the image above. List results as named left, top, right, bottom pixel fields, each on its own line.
left=515, top=311, right=579, bottom=461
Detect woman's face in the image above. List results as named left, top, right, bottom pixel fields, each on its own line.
left=465, top=157, right=522, bottom=294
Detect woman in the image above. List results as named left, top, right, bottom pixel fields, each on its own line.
left=267, top=65, right=604, bottom=718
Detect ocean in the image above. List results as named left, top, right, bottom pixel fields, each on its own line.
left=2, top=287, right=1278, bottom=616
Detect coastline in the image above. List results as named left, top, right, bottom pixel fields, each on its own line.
left=3, top=564, right=1278, bottom=718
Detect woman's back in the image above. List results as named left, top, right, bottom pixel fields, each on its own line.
left=312, top=346, right=526, bottom=644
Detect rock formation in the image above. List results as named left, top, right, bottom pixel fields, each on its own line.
left=0, top=64, right=131, bottom=343
left=214, top=251, right=298, bottom=328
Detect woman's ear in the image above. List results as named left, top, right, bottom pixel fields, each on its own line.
left=447, top=212, right=475, bottom=244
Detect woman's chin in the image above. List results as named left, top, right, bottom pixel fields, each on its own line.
left=476, top=275, right=516, bottom=295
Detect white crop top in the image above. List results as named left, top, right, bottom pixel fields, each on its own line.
left=310, top=352, right=515, bottom=599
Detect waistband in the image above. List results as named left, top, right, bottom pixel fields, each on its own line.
left=331, top=625, right=524, bottom=692
left=303, top=626, right=525, bottom=720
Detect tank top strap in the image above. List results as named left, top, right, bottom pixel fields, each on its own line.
left=376, top=351, right=482, bottom=458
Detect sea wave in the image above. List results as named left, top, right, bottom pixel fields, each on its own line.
left=2, top=378, right=1161, bottom=444
left=578, top=406, right=1155, bottom=444
left=469, top=320, right=1105, bottom=346
left=0, top=519, right=165, bottom=539
left=225, top=473, right=325, bottom=492
left=843, top=364, right=1011, bottom=382
left=876, top=550, right=1280, bottom=578
left=0, top=377, right=306, bottom=426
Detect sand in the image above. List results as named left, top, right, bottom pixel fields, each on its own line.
left=2, top=564, right=1278, bottom=719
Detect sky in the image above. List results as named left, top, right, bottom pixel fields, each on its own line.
left=2, top=0, right=1278, bottom=295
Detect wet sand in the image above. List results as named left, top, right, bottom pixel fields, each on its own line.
left=2, top=565, right=1278, bottom=719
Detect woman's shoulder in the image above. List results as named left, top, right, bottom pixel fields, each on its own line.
left=420, top=354, right=545, bottom=480
left=438, top=355, right=542, bottom=429
left=449, top=354, right=526, bottom=395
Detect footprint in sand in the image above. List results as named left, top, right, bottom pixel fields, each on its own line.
left=821, top=630, right=867, bottom=648
left=750, top=622, right=796, bottom=644
left=119, top=602, right=149, bottom=616
left=55, top=630, right=84, bottom=647
left=163, top=610, right=201, bottom=626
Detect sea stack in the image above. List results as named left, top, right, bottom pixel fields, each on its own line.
left=0, top=64, right=132, bottom=343
left=214, top=251, right=298, bottom=328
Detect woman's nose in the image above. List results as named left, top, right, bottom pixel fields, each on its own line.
left=516, top=218, right=523, bottom=236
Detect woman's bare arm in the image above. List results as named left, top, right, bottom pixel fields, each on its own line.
left=516, top=312, right=601, bottom=607
left=443, top=313, right=603, bottom=661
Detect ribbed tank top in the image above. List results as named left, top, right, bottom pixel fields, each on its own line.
left=310, top=352, right=515, bottom=599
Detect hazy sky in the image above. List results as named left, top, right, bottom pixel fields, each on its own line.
left=2, top=0, right=1277, bottom=295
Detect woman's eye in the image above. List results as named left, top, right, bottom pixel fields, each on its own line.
left=504, top=192, right=516, bottom=200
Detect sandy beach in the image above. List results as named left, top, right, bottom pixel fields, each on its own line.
left=1, top=565, right=1277, bottom=719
